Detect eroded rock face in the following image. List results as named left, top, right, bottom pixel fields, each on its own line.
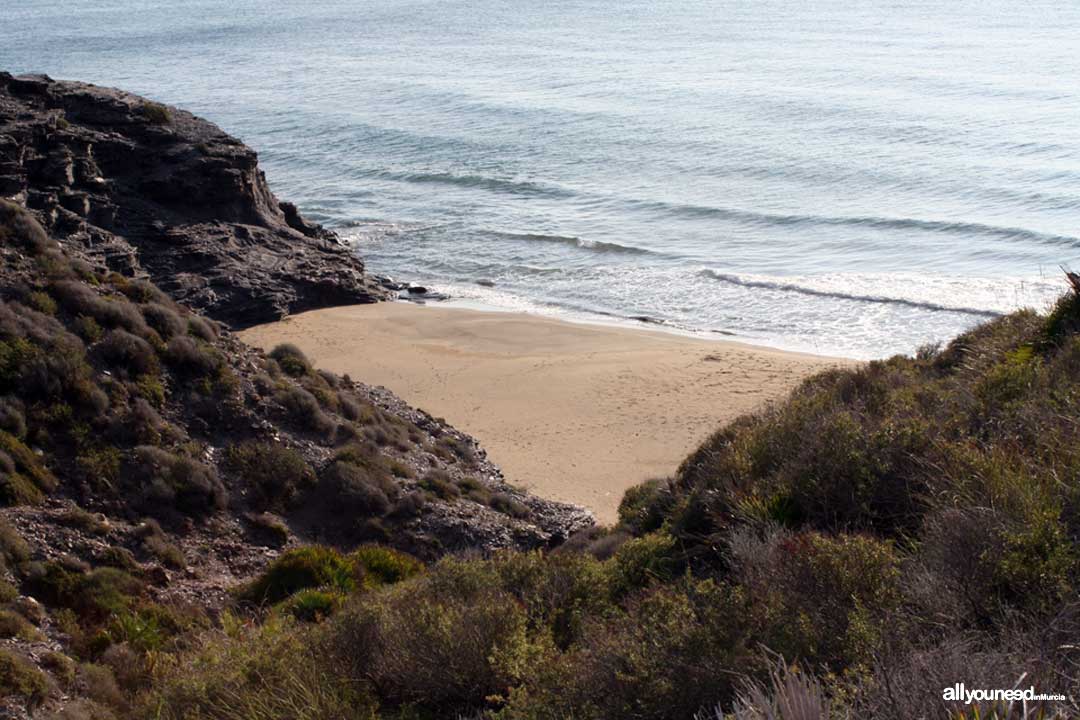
left=0, top=72, right=388, bottom=328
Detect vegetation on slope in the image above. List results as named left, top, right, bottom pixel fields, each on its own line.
left=126, top=289, right=1080, bottom=719
left=2, top=191, right=1078, bottom=718
left=0, top=200, right=583, bottom=718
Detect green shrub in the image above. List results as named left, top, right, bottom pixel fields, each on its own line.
left=349, top=545, right=423, bottom=590
left=617, top=478, right=671, bottom=534
left=278, top=588, right=344, bottom=622
left=238, top=547, right=357, bottom=606
left=0, top=579, right=16, bottom=603
left=142, top=532, right=185, bottom=569
left=992, top=510, right=1075, bottom=615
left=502, top=579, right=750, bottom=720
left=40, top=651, right=76, bottom=687
left=0, top=430, right=57, bottom=504
left=0, top=649, right=50, bottom=704
left=27, top=290, right=57, bottom=315
left=269, top=343, right=311, bottom=377
left=608, top=531, right=678, bottom=596
left=141, top=101, right=172, bottom=125
left=139, top=616, right=373, bottom=720
left=734, top=530, right=901, bottom=669
left=98, top=546, right=140, bottom=574
left=326, top=573, right=531, bottom=710
left=0, top=516, right=30, bottom=570
left=0, top=608, right=41, bottom=640
left=225, top=441, right=315, bottom=512
left=72, top=314, right=103, bottom=342
left=386, top=458, right=415, bottom=479
left=76, top=445, right=123, bottom=488
left=24, top=562, right=144, bottom=623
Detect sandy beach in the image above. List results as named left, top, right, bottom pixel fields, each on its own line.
left=240, top=303, right=845, bottom=523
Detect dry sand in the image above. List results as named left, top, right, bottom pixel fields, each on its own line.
left=239, top=303, right=846, bottom=524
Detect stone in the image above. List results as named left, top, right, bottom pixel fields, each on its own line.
left=0, top=72, right=389, bottom=329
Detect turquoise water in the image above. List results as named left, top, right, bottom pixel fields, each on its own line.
left=5, top=0, right=1080, bottom=357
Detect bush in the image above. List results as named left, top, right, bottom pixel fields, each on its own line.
left=275, top=386, right=335, bottom=436
left=50, top=281, right=147, bottom=335
left=127, top=446, right=227, bottom=519
left=0, top=200, right=54, bottom=255
left=0, top=608, right=41, bottom=640
left=165, top=335, right=223, bottom=377
left=436, top=435, right=477, bottom=465
left=142, top=532, right=185, bottom=569
left=489, top=492, right=530, bottom=519
left=96, top=329, right=159, bottom=377
left=248, top=512, right=290, bottom=546
left=0, top=397, right=26, bottom=439
left=618, top=478, right=671, bottom=535
left=392, top=491, right=426, bottom=518
left=138, top=617, right=372, bottom=720
left=27, top=290, right=57, bottom=315
left=269, top=343, right=311, bottom=377
left=0, top=430, right=58, bottom=504
left=141, top=303, right=186, bottom=339
left=0, top=516, right=30, bottom=570
left=349, top=545, right=423, bottom=590
left=186, top=315, right=218, bottom=341
left=0, top=649, right=50, bottom=705
left=79, top=663, right=124, bottom=708
left=141, top=101, right=172, bottom=125
left=120, top=397, right=165, bottom=445
left=732, top=529, right=901, bottom=669
left=503, top=579, right=750, bottom=720
left=238, top=546, right=357, bottom=606
left=40, top=651, right=76, bottom=687
left=58, top=506, right=110, bottom=535
left=225, top=441, right=315, bottom=512
left=325, top=571, right=531, bottom=710
left=24, top=562, right=144, bottom=623
left=608, top=531, right=680, bottom=597
left=420, top=470, right=459, bottom=500
left=76, top=445, right=123, bottom=488
left=278, top=588, right=344, bottom=622
left=319, top=461, right=394, bottom=516
left=72, top=314, right=103, bottom=343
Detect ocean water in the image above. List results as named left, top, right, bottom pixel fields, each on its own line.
left=5, top=0, right=1080, bottom=358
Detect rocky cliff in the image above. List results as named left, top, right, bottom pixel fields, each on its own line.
left=0, top=72, right=389, bottom=328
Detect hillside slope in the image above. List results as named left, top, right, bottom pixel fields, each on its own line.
left=0, top=75, right=590, bottom=718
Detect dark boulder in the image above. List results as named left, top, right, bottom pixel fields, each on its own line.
left=0, top=71, right=388, bottom=328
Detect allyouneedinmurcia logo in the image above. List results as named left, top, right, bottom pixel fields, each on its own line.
left=943, top=683, right=1067, bottom=705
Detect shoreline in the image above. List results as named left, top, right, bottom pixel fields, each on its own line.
left=240, top=301, right=848, bottom=523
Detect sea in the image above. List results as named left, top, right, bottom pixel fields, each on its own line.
left=5, top=0, right=1080, bottom=358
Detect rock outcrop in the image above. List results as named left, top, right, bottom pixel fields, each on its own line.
left=0, top=72, right=388, bottom=328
